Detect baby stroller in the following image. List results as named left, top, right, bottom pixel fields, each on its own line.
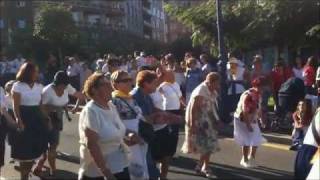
left=271, top=78, right=306, bottom=132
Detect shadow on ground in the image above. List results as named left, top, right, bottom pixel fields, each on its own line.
left=41, top=169, right=78, bottom=180
left=170, top=156, right=293, bottom=179
left=57, top=152, right=80, bottom=164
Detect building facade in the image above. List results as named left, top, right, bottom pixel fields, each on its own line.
left=141, top=0, right=167, bottom=43
left=163, top=0, right=205, bottom=43
left=0, top=0, right=34, bottom=49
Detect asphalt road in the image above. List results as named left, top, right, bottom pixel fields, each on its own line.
left=2, top=114, right=295, bottom=180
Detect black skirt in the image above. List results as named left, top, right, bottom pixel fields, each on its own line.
left=11, top=106, right=48, bottom=161
left=0, top=115, right=7, bottom=167
left=150, top=109, right=182, bottom=160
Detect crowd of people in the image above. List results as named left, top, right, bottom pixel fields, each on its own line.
left=0, top=50, right=319, bottom=180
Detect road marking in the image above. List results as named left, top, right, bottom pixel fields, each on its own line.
left=224, top=138, right=290, bottom=151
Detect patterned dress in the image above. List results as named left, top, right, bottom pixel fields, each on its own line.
left=181, top=82, right=220, bottom=154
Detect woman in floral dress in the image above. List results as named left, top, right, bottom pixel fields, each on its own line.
left=181, top=72, right=221, bottom=178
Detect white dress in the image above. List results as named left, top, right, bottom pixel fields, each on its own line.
left=233, top=89, right=267, bottom=146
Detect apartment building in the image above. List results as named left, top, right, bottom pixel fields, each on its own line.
left=163, top=0, right=205, bottom=43
left=0, top=0, right=34, bottom=48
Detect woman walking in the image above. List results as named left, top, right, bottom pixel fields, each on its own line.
left=233, top=77, right=267, bottom=168
left=181, top=72, right=221, bottom=178
left=33, top=71, right=84, bottom=176
left=78, top=73, right=130, bottom=180
left=157, top=70, right=185, bottom=179
left=111, top=70, right=149, bottom=180
left=11, top=62, right=49, bottom=179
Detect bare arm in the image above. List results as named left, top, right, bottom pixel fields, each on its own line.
left=12, top=92, right=24, bottom=130
left=0, top=107, right=17, bottom=128
left=85, top=128, right=116, bottom=180
left=189, top=96, right=203, bottom=131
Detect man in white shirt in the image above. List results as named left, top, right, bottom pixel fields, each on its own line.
left=316, top=67, right=320, bottom=105
left=66, top=57, right=82, bottom=90
left=136, top=52, right=146, bottom=69
left=10, top=54, right=25, bottom=74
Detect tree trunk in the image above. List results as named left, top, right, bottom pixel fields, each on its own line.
left=58, top=47, right=63, bottom=69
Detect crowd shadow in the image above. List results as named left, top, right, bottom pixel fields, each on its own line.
left=170, top=156, right=293, bottom=179
left=56, top=151, right=80, bottom=164
left=41, top=169, right=78, bottom=180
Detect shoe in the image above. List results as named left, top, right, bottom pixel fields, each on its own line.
left=248, top=157, right=257, bottom=168
left=200, top=168, right=214, bottom=178
left=240, top=158, right=252, bottom=168
left=289, top=144, right=298, bottom=151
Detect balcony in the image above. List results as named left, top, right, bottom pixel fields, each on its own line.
left=142, top=0, right=151, bottom=9
left=69, top=1, right=124, bottom=16
left=75, top=21, right=125, bottom=31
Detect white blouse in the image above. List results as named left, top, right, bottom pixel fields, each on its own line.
left=0, top=87, right=4, bottom=108
left=42, top=84, right=76, bottom=107
left=149, top=89, right=167, bottom=131
left=12, top=82, right=43, bottom=106
left=159, top=82, right=182, bottom=110
left=293, top=67, right=304, bottom=80
left=78, top=100, right=129, bottom=177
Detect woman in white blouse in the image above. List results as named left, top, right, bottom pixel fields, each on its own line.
left=33, top=71, right=84, bottom=176
left=158, top=70, right=185, bottom=179
left=11, top=62, right=48, bottom=180
left=78, top=73, right=130, bottom=180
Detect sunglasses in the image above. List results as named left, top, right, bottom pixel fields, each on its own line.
left=116, top=78, right=132, bottom=83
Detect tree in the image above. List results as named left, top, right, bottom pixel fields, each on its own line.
left=164, top=0, right=320, bottom=56
left=33, top=3, right=80, bottom=66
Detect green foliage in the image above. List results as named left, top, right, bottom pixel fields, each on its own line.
left=33, top=4, right=79, bottom=45
left=164, top=0, right=320, bottom=55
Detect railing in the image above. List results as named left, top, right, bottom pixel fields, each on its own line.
left=75, top=21, right=125, bottom=30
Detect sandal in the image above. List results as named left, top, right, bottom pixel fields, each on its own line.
left=32, top=167, right=44, bottom=177
left=200, top=168, right=214, bottom=178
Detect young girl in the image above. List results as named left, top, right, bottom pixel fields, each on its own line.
left=234, top=77, right=267, bottom=168
left=290, top=99, right=313, bottom=150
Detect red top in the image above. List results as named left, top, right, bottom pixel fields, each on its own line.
left=243, top=88, right=260, bottom=114
left=271, top=67, right=293, bottom=92
left=292, top=111, right=312, bottom=128
left=303, top=65, right=316, bottom=87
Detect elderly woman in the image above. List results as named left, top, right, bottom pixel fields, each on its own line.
left=110, top=70, right=148, bottom=180
left=131, top=70, right=182, bottom=179
left=234, top=77, right=267, bottom=168
left=33, top=71, right=84, bottom=176
left=78, top=73, right=130, bottom=180
left=11, top=62, right=48, bottom=180
left=181, top=72, right=221, bottom=178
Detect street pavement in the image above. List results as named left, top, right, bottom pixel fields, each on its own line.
left=2, top=113, right=295, bottom=179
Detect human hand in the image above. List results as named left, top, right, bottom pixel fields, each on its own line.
left=247, top=125, right=254, bottom=132
left=101, top=168, right=116, bottom=180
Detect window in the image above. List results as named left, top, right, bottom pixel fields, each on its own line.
left=17, top=20, right=26, bottom=28
left=0, top=19, right=4, bottom=29
left=16, top=1, right=26, bottom=7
